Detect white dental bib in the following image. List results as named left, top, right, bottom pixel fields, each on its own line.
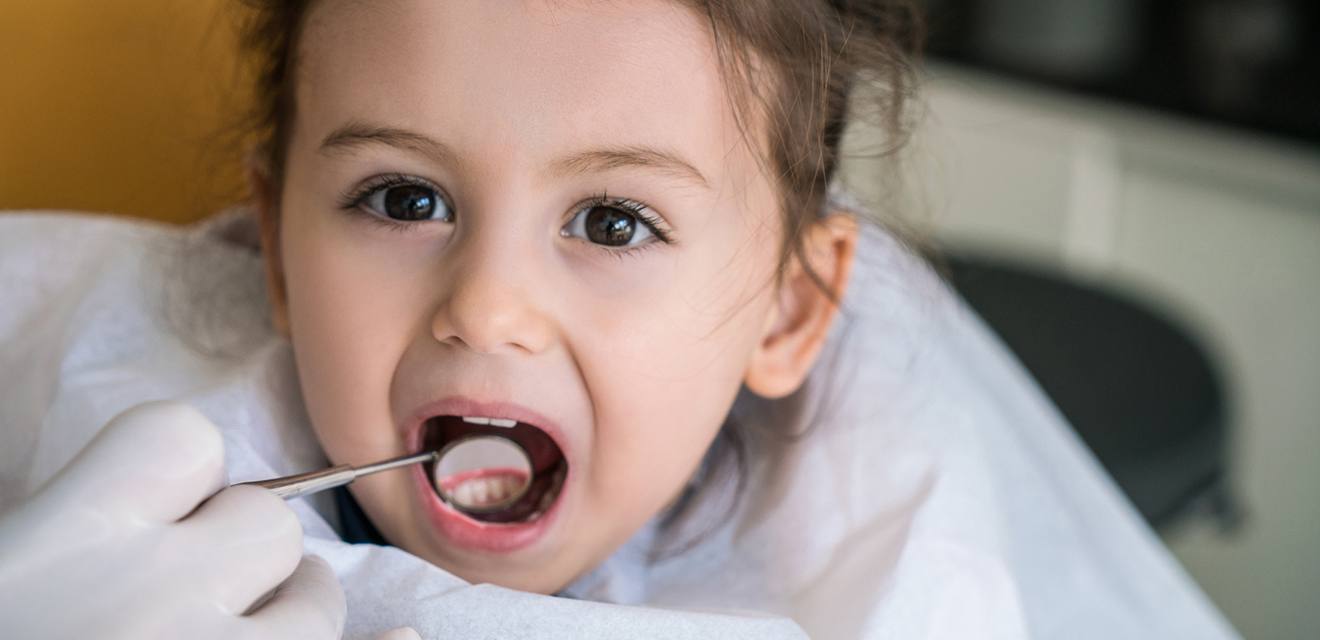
left=0, top=209, right=1236, bottom=639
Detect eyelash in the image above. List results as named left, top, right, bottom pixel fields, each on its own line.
left=571, top=190, right=674, bottom=259
left=335, top=175, right=676, bottom=253
left=336, top=173, right=444, bottom=234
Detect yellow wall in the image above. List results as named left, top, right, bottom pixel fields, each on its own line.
left=0, top=1, right=253, bottom=224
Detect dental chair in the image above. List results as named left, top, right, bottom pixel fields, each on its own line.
left=944, top=251, right=1243, bottom=532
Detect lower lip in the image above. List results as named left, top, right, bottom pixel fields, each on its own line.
left=408, top=438, right=568, bottom=554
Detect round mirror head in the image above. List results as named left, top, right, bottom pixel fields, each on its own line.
left=431, top=435, right=532, bottom=514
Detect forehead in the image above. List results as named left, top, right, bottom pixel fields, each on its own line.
left=294, top=0, right=759, bottom=191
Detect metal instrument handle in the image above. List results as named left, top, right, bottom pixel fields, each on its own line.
left=236, top=451, right=438, bottom=500
left=240, top=465, right=357, bottom=499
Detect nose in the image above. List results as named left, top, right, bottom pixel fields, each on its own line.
left=430, top=241, right=555, bottom=356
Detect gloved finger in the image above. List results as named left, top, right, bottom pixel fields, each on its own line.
left=42, top=401, right=226, bottom=524
left=243, top=555, right=346, bottom=640
left=175, top=484, right=303, bottom=616
left=375, top=627, right=423, bottom=640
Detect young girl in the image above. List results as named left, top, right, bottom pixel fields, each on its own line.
left=0, top=0, right=1237, bottom=638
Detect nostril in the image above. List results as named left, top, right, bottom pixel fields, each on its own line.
left=434, top=326, right=538, bottom=356
left=435, top=332, right=531, bottom=357
left=430, top=298, right=552, bottom=355
left=437, top=334, right=475, bottom=352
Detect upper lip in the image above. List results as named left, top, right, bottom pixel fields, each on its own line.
left=402, top=396, right=573, bottom=464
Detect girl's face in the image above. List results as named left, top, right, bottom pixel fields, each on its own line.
left=268, top=0, right=842, bottom=593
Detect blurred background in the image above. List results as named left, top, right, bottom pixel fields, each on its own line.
left=2, top=1, right=1317, bottom=638
left=0, top=0, right=250, bottom=223
left=844, top=2, right=1319, bottom=638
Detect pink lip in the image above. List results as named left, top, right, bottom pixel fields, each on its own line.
left=403, top=396, right=573, bottom=554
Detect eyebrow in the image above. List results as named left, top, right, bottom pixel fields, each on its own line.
left=319, top=121, right=710, bottom=189
left=320, top=121, right=457, bottom=165
left=554, top=146, right=710, bottom=189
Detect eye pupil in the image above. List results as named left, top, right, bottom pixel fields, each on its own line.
left=384, top=185, right=437, bottom=221
left=585, top=206, right=636, bottom=246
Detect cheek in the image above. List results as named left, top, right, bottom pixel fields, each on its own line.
left=572, top=219, right=780, bottom=513
left=278, top=201, right=426, bottom=456
left=572, top=202, right=779, bottom=378
left=580, top=296, right=773, bottom=528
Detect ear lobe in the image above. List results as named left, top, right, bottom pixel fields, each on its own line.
left=247, top=157, right=290, bottom=336
left=744, top=214, right=858, bottom=399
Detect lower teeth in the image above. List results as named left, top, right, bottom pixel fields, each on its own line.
left=445, top=473, right=525, bottom=508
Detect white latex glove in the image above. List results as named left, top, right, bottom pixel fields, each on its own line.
left=0, top=401, right=346, bottom=639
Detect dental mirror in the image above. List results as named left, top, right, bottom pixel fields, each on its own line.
left=431, top=435, right=533, bottom=513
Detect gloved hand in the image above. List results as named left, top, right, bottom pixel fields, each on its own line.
left=0, top=401, right=346, bottom=639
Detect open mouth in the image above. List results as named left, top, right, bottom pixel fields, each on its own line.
left=420, top=415, right=568, bottom=524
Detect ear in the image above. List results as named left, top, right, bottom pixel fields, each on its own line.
left=744, top=214, right=858, bottom=399
left=247, top=154, right=291, bottom=336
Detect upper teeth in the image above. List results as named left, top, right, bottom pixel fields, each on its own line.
left=462, top=416, right=517, bottom=428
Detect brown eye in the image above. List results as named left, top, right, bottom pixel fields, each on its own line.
left=585, top=206, right=638, bottom=246
left=562, top=201, right=658, bottom=249
left=384, top=185, right=437, bottom=220
left=360, top=181, right=453, bottom=222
